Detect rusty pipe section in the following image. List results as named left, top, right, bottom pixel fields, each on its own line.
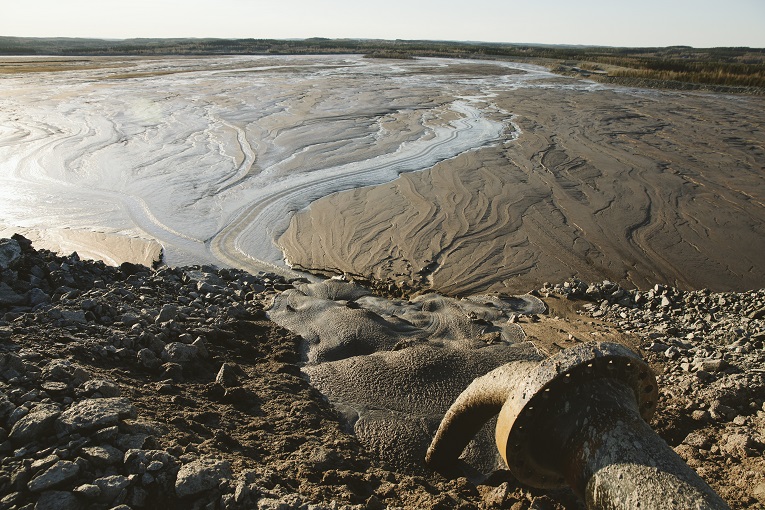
left=426, top=342, right=729, bottom=510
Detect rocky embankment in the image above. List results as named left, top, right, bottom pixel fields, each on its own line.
left=1, top=235, right=764, bottom=509
left=541, top=280, right=765, bottom=507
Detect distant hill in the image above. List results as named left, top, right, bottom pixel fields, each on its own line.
left=1, top=36, right=764, bottom=90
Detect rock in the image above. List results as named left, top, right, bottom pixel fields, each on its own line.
left=93, top=475, right=130, bottom=503
left=156, top=304, right=179, bottom=324
left=124, top=449, right=177, bottom=474
left=81, top=445, right=124, bottom=467
left=56, top=397, right=137, bottom=435
left=691, top=410, right=711, bottom=422
left=753, top=481, right=765, bottom=505
left=60, top=310, right=87, bottom=324
left=79, top=379, right=121, bottom=397
left=483, top=481, right=511, bottom=507
left=162, top=342, right=198, bottom=363
left=34, top=490, right=81, bottom=510
left=700, top=359, right=725, bottom=372
left=120, top=313, right=142, bottom=327
left=31, top=455, right=61, bottom=472
left=9, top=403, right=61, bottom=443
left=0, top=238, right=22, bottom=270
left=722, top=433, right=756, bottom=457
left=137, top=348, right=161, bottom=370
left=0, top=282, right=25, bottom=306
left=73, top=483, right=102, bottom=499
left=0, top=352, right=28, bottom=381
left=41, top=381, right=69, bottom=394
left=29, top=288, right=52, bottom=306
left=748, top=307, right=765, bottom=320
left=160, top=362, right=184, bottom=381
left=27, top=460, right=80, bottom=491
left=709, top=401, right=735, bottom=421
left=682, top=431, right=712, bottom=450
left=215, top=363, right=241, bottom=387
left=175, top=457, right=232, bottom=498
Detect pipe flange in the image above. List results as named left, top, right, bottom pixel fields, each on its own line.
left=495, top=342, right=658, bottom=489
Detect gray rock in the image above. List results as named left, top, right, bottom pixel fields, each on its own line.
left=56, top=397, right=137, bottom=435
left=73, top=483, right=102, bottom=499
left=156, top=304, right=179, bottom=324
left=161, top=342, right=198, bottom=363
left=175, top=457, right=232, bottom=498
left=0, top=352, right=28, bottom=381
left=9, top=403, right=61, bottom=443
left=130, top=486, right=149, bottom=507
left=34, top=490, right=81, bottom=510
left=28, top=460, right=80, bottom=491
left=79, top=379, right=121, bottom=397
left=31, top=455, right=61, bottom=472
left=0, top=282, right=25, bottom=306
left=29, top=288, right=52, bottom=306
left=93, top=475, right=130, bottom=503
left=160, top=362, right=184, bottom=382
left=137, top=348, right=160, bottom=370
left=0, top=238, right=21, bottom=270
left=124, top=449, right=177, bottom=474
left=120, top=313, right=142, bottom=327
left=59, top=310, right=87, bottom=324
left=81, top=445, right=124, bottom=467
left=191, top=337, right=208, bottom=358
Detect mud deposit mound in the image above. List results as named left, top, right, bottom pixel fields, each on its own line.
left=280, top=86, right=765, bottom=295
left=1, top=236, right=764, bottom=509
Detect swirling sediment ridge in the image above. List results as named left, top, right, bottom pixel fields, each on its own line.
left=210, top=100, right=506, bottom=277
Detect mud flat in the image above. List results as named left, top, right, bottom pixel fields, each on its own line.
left=2, top=55, right=763, bottom=292
left=0, top=56, right=531, bottom=275
left=280, top=83, right=765, bottom=294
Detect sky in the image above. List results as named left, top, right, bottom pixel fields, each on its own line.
left=2, top=0, right=764, bottom=48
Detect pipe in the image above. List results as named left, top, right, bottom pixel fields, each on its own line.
left=426, top=342, right=729, bottom=509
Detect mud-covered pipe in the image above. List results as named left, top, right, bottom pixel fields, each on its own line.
left=426, top=342, right=729, bottom=510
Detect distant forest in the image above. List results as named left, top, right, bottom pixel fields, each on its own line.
left=1, top=36, right=764, bottom=92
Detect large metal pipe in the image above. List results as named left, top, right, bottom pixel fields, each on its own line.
left=426, top=342, right=729, bottom=509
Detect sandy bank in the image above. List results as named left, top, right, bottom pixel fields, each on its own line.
left=0, top=225, right=162, bottom=267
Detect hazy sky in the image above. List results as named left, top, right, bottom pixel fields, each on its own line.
left=2, top=0, right=764, bottom=48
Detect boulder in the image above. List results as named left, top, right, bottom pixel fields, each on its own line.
left=93, top=475, right=130, bottom=503
left=175, top=458, right=232, bottom=498
left=28, top=460, right=80, bottom=491
left=81, top=445, right=124, bottom=467
left=156, top=304, right=179, bottom=324
left=0, top=282, right=25, bottom=306
left=34, top=490, right=81, bottom=510
left=161, top=342, right=199, bottom=363
left=56, top=397, right=136, bottom=435
left=0, top=238, right=22, bottom=270
left=9, top=403, right=60, bottom=443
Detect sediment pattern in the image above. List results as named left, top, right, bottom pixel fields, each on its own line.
left=0, top=56, right=530, bottom=275
left=280, top=85, right=765, bottom=293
